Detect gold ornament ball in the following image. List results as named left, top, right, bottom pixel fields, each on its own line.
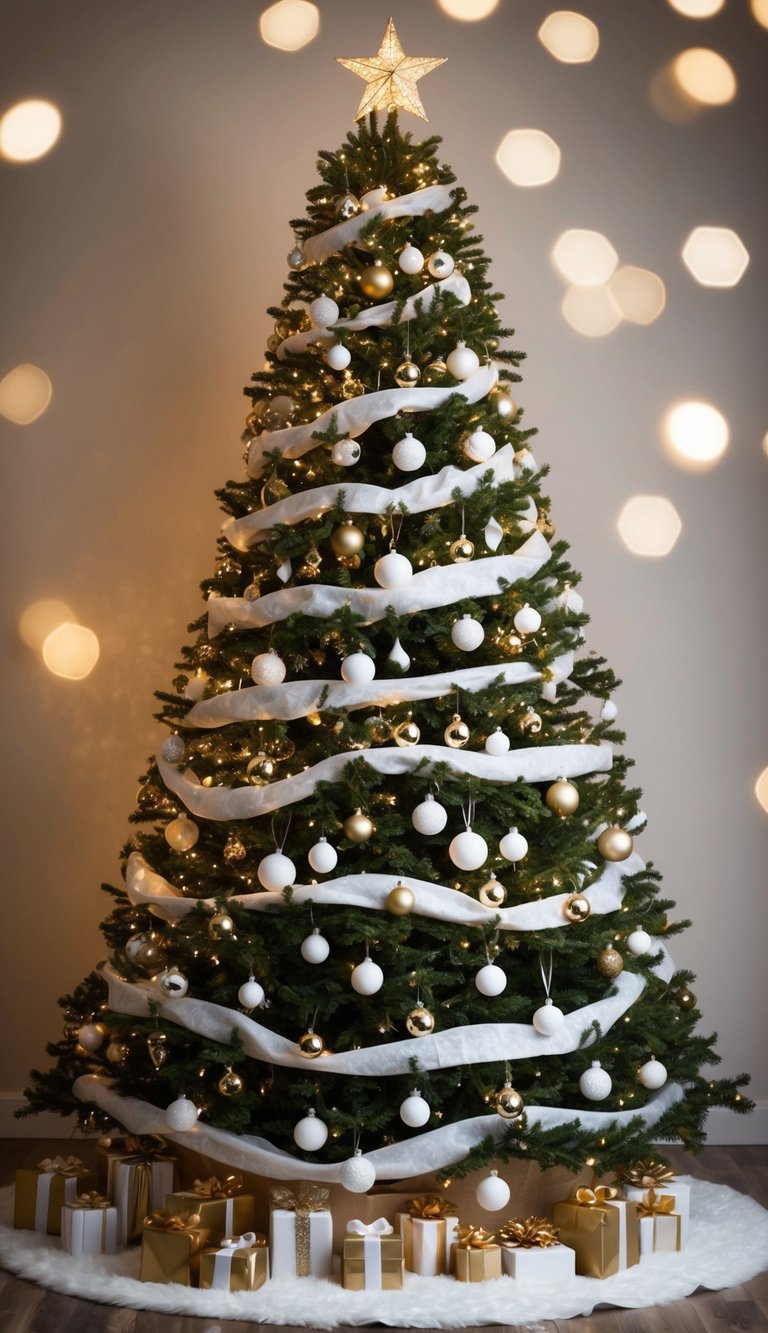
left=506, top=633, right=524, bottom=656
left=165, top=815, right=199, bottom=851
left=495, top=1083, right=525, bottom=1119
left=298, top=1030, right=325, bottom=1058
left=444, top=713, right=470, bottom=748
left=596, top=945, right=624, bottom=978
left=209, top=911, right=236, bottom=940
left=394, top=359, right=421, bottom=388
left=545, top=779, right=580, bottom=817
left=597, top=826, right=634, bottom=861
left=479, top=874, right=507, bottom=909
left=331, top=520, right=365, bottom=557
left=344, top=809, right=375, bottom=842
left=105, top=1040, right=128, bottom=1064
left=449, top=536, right=475, bottom=563
left=134, top=934, right=166, bottom=972
left=674, top=986, right=697, bottom=1010
left=335, top=191, right=361, bottom=220
left=359, top=263, right=394, bottom=299
left=366, top=714, right=392, bottom=743
left=520, top=709, right=542, bottom=735
left=490, top=390, right=517, bottom=420
left=247, top=753, right=276, bottom=785
left=394, top=718, right=421, bottom=747
left=423, top=358, right=448, bottom=383
left=563, top=893, right=592, bottom=923
left=218, top=1067, right=244, bottom=1097
left=406, top=1005, right=436, bottom=1037
left=386, top=881, right=415, bottom=915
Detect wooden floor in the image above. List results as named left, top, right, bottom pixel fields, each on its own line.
left=0, top=1140, right=765, bottom=1332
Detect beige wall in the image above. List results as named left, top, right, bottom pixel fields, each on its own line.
left=1, top=0, right=765, bottom=1136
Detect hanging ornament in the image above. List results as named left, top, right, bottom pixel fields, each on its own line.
left=77, top=1022, right=107, bottom=1052
left=218, top=1067, right=244, bottom=1098
left=105, top=1040, right=128, bottom=1064
left=674, top=986, right=697, bottom=1010
left=341, top=374, right=365, bottom=399
left=394, top=358, right=421, bottom=388
left=601, top=699, right=619, bottom=723
left=165, top=1095, right=199, bottom=1130
left=449, top=829, right=488, bottom=872
left=596, top=945, right=624, bottom=978
left=297, top=545, right=321, bottom=578
left=392, top=432, right=426, bottom=472
left=597, top=827, right=634, bottom=861
left=545, top=779, right=580, bottom=816
left=165, top=814, right=199, bottom=852
left=412, top=793, right=448, bottom=836
left=475, top=961, right=507, bottom=997
left=351, top=956, right=384, bottom=996
left=451, top=614, right=485, bottom=652
left=147, top=1031, right=169, bottom=1069
left=340, top=650, right=376, bottom=684
left=449, top=533, right=475, bottom=563
left=331, top=437, right=361, bottom=467
left=251, top=651, right=287, bottom=687
left=359, top=262, right=394, bottom=299
left=520, top=708, right=542, bottom=735
left=495, top=1082, right=525, bottom=1119
left=386, top=881, right=415, bottom=915
left=340, top=1149, right=377, bottom=1193
left=238, top=974, right=265, bottom=1009
left=446, top=341, right=480, bottom=381
left=160, top=734, right=185, bottom=764
left=343, top=809, right=375, bottom=842
left=627, top=926, right=653, bottom=957
left=126, top=931, right=166, bottom=971
left=387, top=637, right=410, bottom=671
left=331, top=519, right=365, bottom=557
left=563, top=892, right=591, bottom=923
left=485, top=727, right=510, bottom=756
left=287, top=244, right=305, bottom=270
left=297, top=1029, right=325, bottom=1059
left=246, top=753, right=276, bottom=785
left=335, top=190, right=361, bottom=220
left=309, top=295, right=340, bottom=328
left=398, top=242, right=425, bottom=274
left=444, top=713, right=470, bottom=748
left=399, top=1089, right=431, bottom=1128
left=463, top=428, right=496, bottom=463
left=638, top=1057, right=668, bottom=1090
left=294, top=1108, right=329, bottom=1151
left=374, top=550, right=413, bottom=588
left=427, top=249, right=455, bottom=278
left=261, top=472, right=291, bottom=506
left=301, top=928, right=330, bottom=964
left=159, top=969, right=189, bottom=999
left=326, top=342, right=352, bottom=371
left=423, top=357, right=448, bottom=383
left=479, top=873, right=507, bottom=908
left=208, top=911, right=235, bottom=940
left=499, top=827, right=528, bottom=863
left=476, top=1170, right=511, bottom=1211
left=365, top=713, right=392, bottom=743
left=490, top=389, right=516, bottom=420
left=514, top=604, right=542, bottom=635
left=506, top=633, right=524, bottom=656
left=393, top=717, right=420, bottom=746
left=257, top=850, right=297, bottom=891
left=406, top=1004, right=436, bottom=1037
left=223, top=831, right=247, bottom=863
left=532, top=997, right=565, bottom=1037
left=308, top=837, right=337, bottom=874
left=579, top=1061, right=612, bottom=1101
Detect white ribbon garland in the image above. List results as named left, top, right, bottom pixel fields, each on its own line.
left=300, top=184, right=454, bottom=266
left=211, top=1232, right=259, bottom=1290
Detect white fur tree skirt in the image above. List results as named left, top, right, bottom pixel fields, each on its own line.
left=0, top=1179, right=766, bottom=1327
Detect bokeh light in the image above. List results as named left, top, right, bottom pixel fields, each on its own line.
left=42, top=623, right=100, bottom=680
left=617, top=496, right=682, bottom=557
left=0, top=100, right=61, bottom=162
left=437, top=0, right=500, bottom=19
left=562, top=285, right=621, bottom=337
left=667, top=0, right=725, bottom=15
left=259, top=0, right=319, bottom=52
left=495, top=129, right=561, bottom=187
left=609, top=266, right=666, bottom=324
left=756, top=768, right=768, bottom=813
left=19, top=599, right=75, bottom=651
left=662, top=400, right=729, bottom=468
left=0, top=364, right=52, bottom=424
left=752, top=0, right=768, bottom=28
left=552, top=230, right=617, bottom=285
left=538, top=11, right=600, bottom=62
left=672, top=48, right=737, bottom=105
left=682, top=226, right=750, bottom=286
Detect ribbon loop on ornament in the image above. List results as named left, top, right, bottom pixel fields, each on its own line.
left=498, top=1216, right=560, bottom=1249
left=574, top=1186, right=618, bottom=1208
left=637, top=1188, right=676, bottom=1218
left=347, top=1217, right=393, bottom=1238
left=622, top=1158, right=677, bottom=1189
left=455, top=1224, right=498, bottom=1249
left=143, top=1208, right=202, bottom=1232
left=407, top=1194, right=459, bottom=1219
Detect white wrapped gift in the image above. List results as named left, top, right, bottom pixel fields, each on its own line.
left=394, top=1200, right=460, bottom=1276
left=269, top=1184, right=333, bottom=1279
left=501, top=1242, right=576, bottom=1281
left=622, top=1177, right=690, bottom=1246
left=636, top=1190, right=682, bottom=1255
left=61, top=1194, right=118, bottom=1256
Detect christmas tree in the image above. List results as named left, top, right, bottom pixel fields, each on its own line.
left=22, top=19, right=750, bottom=1193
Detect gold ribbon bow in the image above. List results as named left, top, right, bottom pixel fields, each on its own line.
left=143, top=1208, right=202, bottom=1232
left=499, top=1216, right=560, bottom=1249
left=69, top=1191, right=112, bottom=1210
left=637, top=1188, right=676, bottom=1219
left=37, top=1155, right=84, bottom=1174
left=123, top=1134, right=170, bottom=1162
left=622, top=1159, right=677, bottom=1189
left=573, top=1186, right=618, bottom=1208
left=455, top=1224, right=498, bottom=1249
left=270, top=1183, right=329, bottom=1214
left=193, top=1174, right=244, bottom=1200
left=407, top=1194, right=459, bottom=1219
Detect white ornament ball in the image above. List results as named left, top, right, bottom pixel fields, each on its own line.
left=308, top=837, right=338, bottom=874
left=293, top=1108, right=329, bottom=1152
left=159, top=969, right=189, bottom=999
left=638, top=1057, right=668, bottom=1090
left=340, top=651, right=376, bottom=684
left=77, top=1023, right=105, bottom=1052
left=579, top=1061, right=612, bottom=1101
left=326, top=342, right=351, bottom=371
left=514, top=604, right=542, bottom=635
left=463, top=428, right=496, bottom=463
left=398, top=242, right=425, bottom=274
left=475, top=1170, right=510, bottom=1212
left=250, top=651, right=286, bottom=686
left=485, top=728, right=510, bottom=756
left=331, top=438, right=361, bottom=467
left=475, top=963, right=507, bottom=997
left=310, top=295, right=339, bottom=328
left=532, top=998, right=566, bottom=1036
left=411, top=794, right=448, bottom=836
left=374, top=551, right=413, bottom=588
left=449, top=828, right=488, bottom=871
left=301, top=929, right=330, bottom=964
left=427, top=249, right=455, bottom=278
left=446, top=341, right=480, bottom=381
left=627, top=926, right=653, bottom=957
left=165, top=1095, right=199, bottom=1131
left=451, top=614, right=485, bottom=652
left=339, top=1149, right=376, bottom=1194
left=399, top=1089, right=431, bottom=1128
left=499, top=827, right=528, bottom=862
left=238, top=976, right=265, bottom=1009
left=392, top=432, right=426, bottom=472
left=351, top=957, right=384, bottom=996
left=601, top=699, right=619, bottom=723
left=165, top=815, right=199, bottom=852
left=257, top=850, right=296, bottom=892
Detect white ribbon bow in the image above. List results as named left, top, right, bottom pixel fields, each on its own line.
left=347, top=1218, right=394, bottom=1237
left=217, top=1231, right=257, bottom=1254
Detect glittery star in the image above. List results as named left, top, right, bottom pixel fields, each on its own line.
left=337, top=17, right=446, bottom=122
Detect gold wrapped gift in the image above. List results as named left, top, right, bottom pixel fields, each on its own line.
left=139, top=1209, right=211, bottom=1285
left=14, top=1156, right=96, bottom=1235
left=637, top=1188, right=682, bottom=1255
left=167, top=1175, right=253, bottom=1238
left=453, top=1225, right=502, bottom=1283
left=395, top=1194, right=460, bottom=1275
left=199, top=1231, right=269, bottom=1291
left=553, top=1187, right=639, bottom=1278
left=342, top=1219, right=404, bottom=1291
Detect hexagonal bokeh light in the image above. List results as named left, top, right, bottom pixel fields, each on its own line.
left=495, top=129, right=561, bottom=187
left=0, top=363, right=52, bottom=424
left=609, top=266, right=666, bottom=324
left=42, top=623, right=100, bottom=680
left=667, top=0, right=725, bottom=15
left=259, top=0, right=319, bottom=52
left=0, top=99, right=61, bottom=162
left=562, top=285, right=621, bottom=337
left=538, top=11, right=600, bottom=62
left=673, top=48, right=737, bottom=104
left=682, top=227, right=750, bottom=287
left=662, top=400, right=729, bottom=469
left=552, top=230, right=618, bottom=285
left=755, top=767, right=768, bottom=814
left=437, top=0, right=500, bottom=20
left=617, top=496, right=682, bottom=557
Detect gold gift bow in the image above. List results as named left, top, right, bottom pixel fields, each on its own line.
left=573, top=1186, right=618, bottom=1208
left=498, top=1216, right=560, bottom=1249
left=637, top=1188, right=676, bottom=1219
left=271, top=1184, right=329, bottom=1277
left=68, top=1192, right=112, bottom=1210
left=622, top=1159, right=677, bottom=1189
left=455, top=1224, right=498, bottom=1249
left=123, top=1134, right=171, bottom=1162
left=37, top=1155, right=84, bottom=1174
left=143, top=1208, right=202, bottom=1232
left=407, top=1194, right=459, bottom=1219
left=192, top=1174, right=244, bottom=1200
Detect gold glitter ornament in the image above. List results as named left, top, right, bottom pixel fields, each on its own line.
left=359, top=263, right=394, bottom=299
left=331, top=520, right=365, bottom=557
left=597, top=945, right=624, bottom=978
left=406, top=1005, right=436, bottom=1037
left=386, top=881, right=415, bottom=915
left=563, top=893, right=592, bottom=923
left=218, top=1067, right=244, bottom=1097
left=209, top=911, right=236, bottom=940
left=298, top=1030, right=326, bottom=1059
left=341, top=375, right=365, bottom=399
left=545, top=779, right=580, bottom=816
left=479, top=873, right=507, bottom=909
left=146, top=1031, right=170, bottom=1069
left=449, top=534, right=475, bottom=562
left=393, top=718, right=421, bottom=747
left=344, top=809, right=375, bottom=842
left=597, top=826, right=634, bottom=861
left=223, top=832, right=246, bottom=863
left=495, top=1082, right=525, bottom=1119
left=337, top=18, right=447, bottom=122
left=444, top=713, right=470, bottom=748
left=394, top=358, right=421, bottom=388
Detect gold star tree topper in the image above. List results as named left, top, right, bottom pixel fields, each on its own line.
left=338, top=17, right=446, bottom=122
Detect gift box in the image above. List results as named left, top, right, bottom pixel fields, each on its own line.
left=109, top=1137, right=177, bottom=1244
left=394, top=1195, right=460, bottom=1276
left=167, top=1176, right=253, bottom=1238
left=498, top=1216, right=576, bottom=1281
left=199, top=1231, right=269, bottom=1291
left=14, top=1156, right=97, bottom=1235
left=553, top=1187, right=639, bottom=1278
left=269, top=1184, right=333, bottom=1279
left=453, top=1226, right=502, bottom=1282
left=637, top=1189, right=682, bottom=1256
left=61, top=1192, right=118, bottom=1256
left=342, top=1219, right=404, bottom=1291
left=621, top=1160, right=690, bottom=1246
left=96, top=1134, right=172, bottom=1195
left=139, top=1209, right=211, bottom=1285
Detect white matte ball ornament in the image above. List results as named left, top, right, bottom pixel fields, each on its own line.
left=475, top=963, right=507, bottom=997
left=451, top=614, right=485, bottom=652
left=463, top=429, right=496, bottom=463
left=374, top=551, right=413, bottom=588
left=427, top=249, right=455, bottom=278
left=250, top=651, right=286, bottom=686
left=499, top=827, right=528, bottom=863
left=446, top=341, right=480, bottom=381
left=326, top=342, right=351, bottom=371
left=475, top=1170, right=511, bottom=1212
left=514, top=604, right=542, bottom=635
left=627, top=926, right=653, bottom=957
left=399, top=1089, right=431, bottom=1128
left=411, top=794, right=448, bottom=836
left=449, top=828, right=488, bottom=871
left=238, top=976, right=265, bottom=1009
left=532, top=998, right=566, bottom=1036
left=257, top=851, right=296, bottom=891
left=392, top=432, right=427, bottom=472
left=301, top=928, right=330, bottom=964
left=579, top=1060, right=612, bottom=1101
left=398, top=242, right=425, bottom=274
left=77, top=1023, right=106, bottom=1052
left=331, top=438, right=361, bottom=467
left=351, top=957, right=384, bottom=996
left=340, top=651, right=376, bottom=684
left=601, top=699, right=618, bottom=723
left=485, top=728, right=510, bottom=756
left=166, top=1095, right=200, bottom=1131
left=340, top=1149, right=376, bottom=1193
left=293, top=1109, right=329, bottom=1152
left=310, top=295, right=339, bottom=328
left=165, top=815, right=199, bottom=852
left=638, top=1057, right=668, bottom=1090
left=308, top=837, right=338, bottom=874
